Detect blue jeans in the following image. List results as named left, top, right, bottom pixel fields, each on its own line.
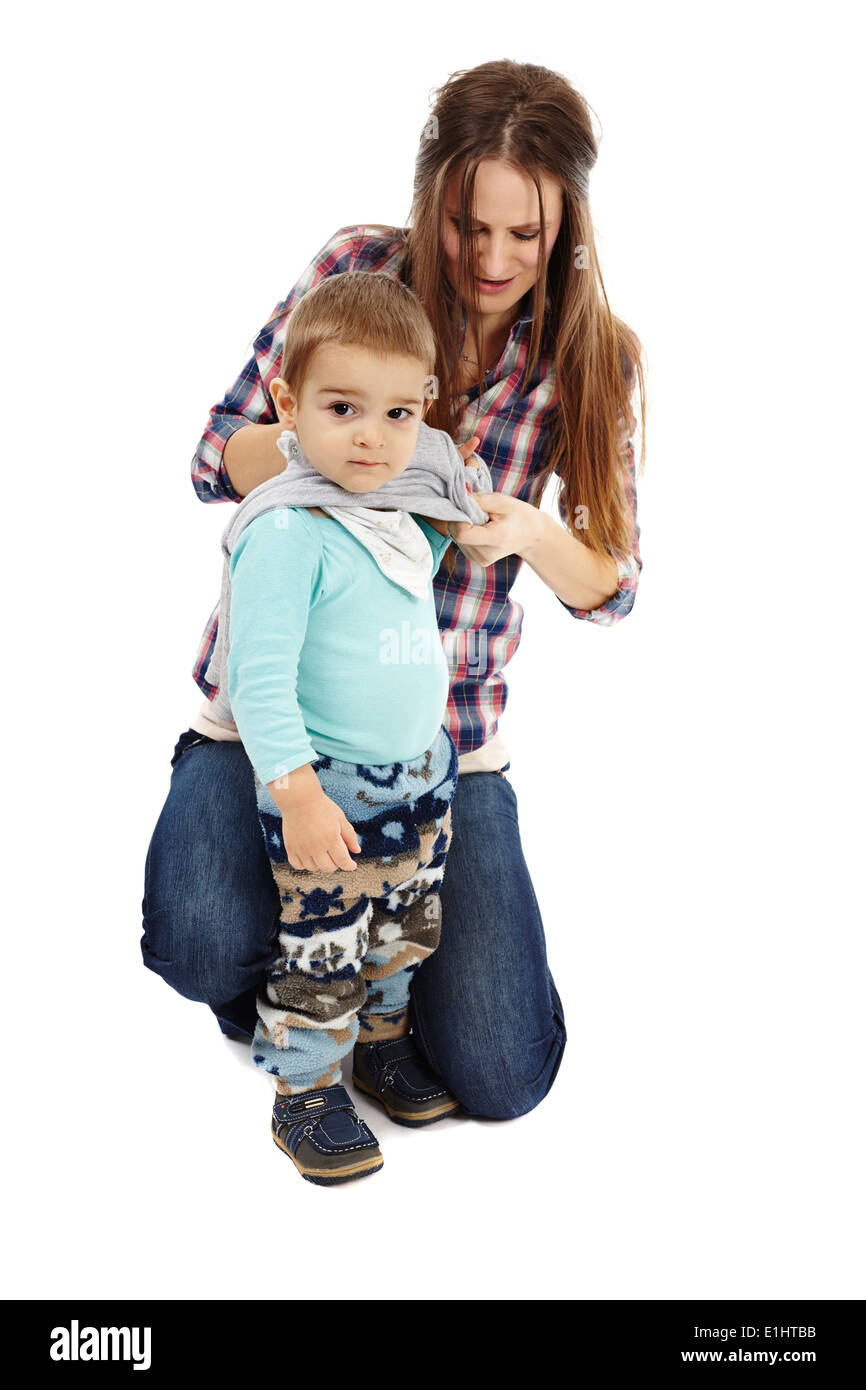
left=140, top=728, right=567, bottom=1119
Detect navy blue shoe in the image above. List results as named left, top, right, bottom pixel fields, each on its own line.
left=271, top=1085, right=384, bottom=1185
left=352, top=1035, right=462, bottom=1128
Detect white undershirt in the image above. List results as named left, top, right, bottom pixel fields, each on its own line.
left=187, top=698, right=511, bottom=776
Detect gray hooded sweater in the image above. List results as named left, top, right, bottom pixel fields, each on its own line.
left=202, top=421, right=494, bottom=724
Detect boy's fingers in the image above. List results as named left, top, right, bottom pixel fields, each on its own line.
left=342, top=819, right=362, bottom=852
left=332, top=839, right=357, bottom=870
left=324, top=850, right=354, bottom=873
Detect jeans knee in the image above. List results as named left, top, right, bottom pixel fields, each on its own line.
left=457, top=1079, right=541, bottom=1121
left=451, top=1036, right=567, bottom=1120
left=140, top=908, right=266, bottom=1008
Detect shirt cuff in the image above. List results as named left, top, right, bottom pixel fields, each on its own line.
left=557, top=551, right=640, bottom=625
left=200, top=417, right=256, bottom=504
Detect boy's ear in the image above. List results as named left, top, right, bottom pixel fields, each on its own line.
left=270, top=376, right=297, bottom=426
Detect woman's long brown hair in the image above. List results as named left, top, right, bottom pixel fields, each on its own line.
left=366, top=58, right=646, bottom=570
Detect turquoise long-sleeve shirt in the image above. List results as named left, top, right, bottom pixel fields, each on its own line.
left=226, top=507, right=452, bottom=786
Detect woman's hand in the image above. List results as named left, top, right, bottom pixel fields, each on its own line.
left=449, top=492, right=544, bottom=567
left=457, top=435, right=481, bottom=465
left=449, top=435, right=544, bottom=565
left=281, top=794, right=362, bottom=874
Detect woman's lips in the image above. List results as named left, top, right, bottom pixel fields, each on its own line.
left=476, top=275, right=515, bottom=294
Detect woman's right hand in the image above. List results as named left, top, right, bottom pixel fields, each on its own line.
left=281, top=795, right=362, bottom=874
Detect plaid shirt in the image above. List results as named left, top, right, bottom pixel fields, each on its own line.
left=191, top=225, right=642, bottom=754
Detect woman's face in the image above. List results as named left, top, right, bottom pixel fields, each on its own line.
left=441, top=158, right=564, bottom=325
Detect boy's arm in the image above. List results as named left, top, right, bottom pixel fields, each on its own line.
left=227, top=509, right=324, bottom=800
left=411, top=513, right=452, bottom=577
left=415, top=515, right=450, bottom=536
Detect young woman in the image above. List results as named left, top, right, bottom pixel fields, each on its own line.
left=140, top=58, right=646, bottom=1121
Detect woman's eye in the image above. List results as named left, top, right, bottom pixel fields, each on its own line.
left=388, top=408, right=412, bottom=421
left=329, top=402, right=355, bottom=417
left=450, top=217, right=539, bottom=242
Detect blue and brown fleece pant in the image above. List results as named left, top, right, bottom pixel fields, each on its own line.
left=251, top=725, right=457, bottom=1096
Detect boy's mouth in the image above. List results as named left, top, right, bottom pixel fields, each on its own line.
left=348, top=460, right=385, bottom=467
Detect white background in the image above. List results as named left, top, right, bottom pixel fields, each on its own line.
left=3, top=0, right=863, bottom=1301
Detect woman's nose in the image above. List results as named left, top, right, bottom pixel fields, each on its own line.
left=477, top=232, right=517, bottom=279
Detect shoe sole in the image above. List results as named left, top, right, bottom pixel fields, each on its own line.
left=352, top=1073, right=462, bottom=1128
left=272, top=1127, right=383, bottom=1185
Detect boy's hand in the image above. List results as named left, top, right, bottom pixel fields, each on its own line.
left=281, top=794, right=362, bottom=874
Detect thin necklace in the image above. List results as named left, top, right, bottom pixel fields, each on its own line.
left=459, top=351, right=497, bottom=376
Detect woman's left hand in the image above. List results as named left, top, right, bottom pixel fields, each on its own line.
left=449, top=492, right=543, bottom=566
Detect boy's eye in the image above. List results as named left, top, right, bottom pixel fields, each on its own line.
left=328, top=402, right=412, bottom=421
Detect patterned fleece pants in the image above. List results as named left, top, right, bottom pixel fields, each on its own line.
left=251, top=724, right=457, bottom=1095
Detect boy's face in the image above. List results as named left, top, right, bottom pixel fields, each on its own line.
left=270, top=343, right=433, bottom=493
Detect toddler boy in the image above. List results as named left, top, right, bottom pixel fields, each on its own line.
left=201, top=272, right=492, bottom=1184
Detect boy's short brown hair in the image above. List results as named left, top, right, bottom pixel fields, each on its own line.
left=278, top=271, right=437, bottom=399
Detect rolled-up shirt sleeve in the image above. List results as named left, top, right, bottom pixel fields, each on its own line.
left=191, top=226, right=362, bottom=504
